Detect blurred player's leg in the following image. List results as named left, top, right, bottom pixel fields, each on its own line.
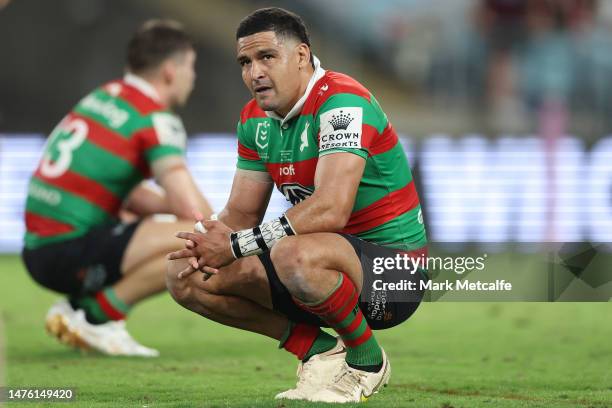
left=45, top=219, right=196, bottom=356
left=67, top=219, right=193, bottom=321
left=116, top=219, right=198, bottom=304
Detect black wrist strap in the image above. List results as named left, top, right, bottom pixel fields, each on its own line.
left=279, top=214, right=296, bottom=236
left=230, top=232, right=242, bottom=258
left=253, top=226, right=268, bottom=252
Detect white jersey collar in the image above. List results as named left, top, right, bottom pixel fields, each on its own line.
left=123, top=72, right=162, bottom=103
left=266, top=56, right=326, bottom=125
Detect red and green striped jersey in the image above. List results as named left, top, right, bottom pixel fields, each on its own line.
left=237, top=67, right=427, bottom=250
left=24, top=74, right=187, bottom=249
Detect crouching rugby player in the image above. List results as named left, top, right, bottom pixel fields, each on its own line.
left=167, top=8, right=427, bottom=403
left=23, top=20, right=212, bottom=356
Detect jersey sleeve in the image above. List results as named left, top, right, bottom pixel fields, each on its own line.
left=316, top=93, right=388, bottom=160
left=236, top=121, right=267, bottom=172
left=135, top=111, right=187, bottom=164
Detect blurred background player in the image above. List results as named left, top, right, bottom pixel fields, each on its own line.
left=166, top=7, right=427, bottom=403
left=21, top=19, right=213, bottom=357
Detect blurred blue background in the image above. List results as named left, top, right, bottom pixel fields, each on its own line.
left=2, top=0, right=612, bottom=252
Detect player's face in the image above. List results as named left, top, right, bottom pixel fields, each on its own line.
left=237, top=31, right=304, bottom=116
left=171, top=48, right=196, bottom=107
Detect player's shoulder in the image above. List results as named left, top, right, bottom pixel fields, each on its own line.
left=239, top=99, right=267, bottom=125
left=304, top=70, right=372, bottom=115
left=99, top=79, right=166, bottom=117
left=322, top=71, right=371, bottom=98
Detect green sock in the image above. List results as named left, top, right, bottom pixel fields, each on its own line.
left=70, top=287, right=130, bottom=324
left=302, top=330, right=338, bottom=362
left=343, top=305, right=384, bottom=369
left=295, top=273, right=384, bottom=372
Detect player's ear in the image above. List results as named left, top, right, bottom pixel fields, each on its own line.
left=160, top=59, right=176, bottom=84
left=296, top=43, right=310, bottom=70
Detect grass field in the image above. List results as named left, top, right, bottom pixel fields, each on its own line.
left=0, top=254, right=610, bottom=407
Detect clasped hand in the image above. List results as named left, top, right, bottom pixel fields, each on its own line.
left=168, top=217, right=235, bottom=280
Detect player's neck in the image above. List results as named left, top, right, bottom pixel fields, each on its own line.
left=127, top=72, right=170, bottom=107
left=148, top=79, right=172, bottom=107
left=275, top=66, right=315, bottom=118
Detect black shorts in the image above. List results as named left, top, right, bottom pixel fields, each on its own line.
left=21, top=221, right=141, bottom=296
left=260, top=234, right=428, bottom=330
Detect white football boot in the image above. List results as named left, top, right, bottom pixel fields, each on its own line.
left=45, top=299, right=159, bottom=357
left=275, top=338, right=347, bottom=400
left=307, top=348, right=391, bottom=403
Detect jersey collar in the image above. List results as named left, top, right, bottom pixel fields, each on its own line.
left=266, top=56, right=326, bottom=126
left=123, top=72, right=162, bottom=103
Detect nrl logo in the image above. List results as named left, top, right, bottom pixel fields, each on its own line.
left=255, top=121, right=271, bottom=149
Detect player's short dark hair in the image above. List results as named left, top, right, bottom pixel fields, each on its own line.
left=126, top=19, right=194, bottom=74
left=236, top=7, right=314, bottom=67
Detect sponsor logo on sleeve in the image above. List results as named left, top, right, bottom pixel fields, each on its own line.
left=152, top=113, right=187, bottom=149
left=318, top=107, right=362, bottom=152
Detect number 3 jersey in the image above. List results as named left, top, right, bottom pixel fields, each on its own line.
left=24, top=74, right=186, bottom=249
left=237, top=61, right=427, bottom=250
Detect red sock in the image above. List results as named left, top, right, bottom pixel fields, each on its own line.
left=294, top=273, right=383, bottom=368
left=281, top=323, right=320, bottom=360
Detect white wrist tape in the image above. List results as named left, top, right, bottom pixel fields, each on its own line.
left=230, top=214, right=296, bottom=258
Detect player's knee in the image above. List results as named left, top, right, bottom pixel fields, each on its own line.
left=203, top=260, right=261, bottom=296
left=270, top=237, right=316, bottom=293
left=191, top=292, right=220, bottom=319
left=168, top=282, right=193, bottom=308
left=165, top=261, right=192, bottom=306
left=169, top=284, right=222, bottom=321
left=200, top=275, right=228, bottom=296
left=270, top=236, right=315, bottom=281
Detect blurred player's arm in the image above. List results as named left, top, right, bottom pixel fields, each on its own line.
left=217, top=169, right=274, bottom=230
left=123, top=181, right=170, bottom=216
left=134, top=111, right=212, bottom=220
left=285, top=152, right=364, bottom=233
left=152, top=155, right=214, bottom=220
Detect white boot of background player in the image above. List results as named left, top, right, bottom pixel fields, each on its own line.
left=45, top=299, right=159, bottom=357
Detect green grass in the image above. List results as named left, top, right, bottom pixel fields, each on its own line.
left=0, top=254, right=611, bottom=407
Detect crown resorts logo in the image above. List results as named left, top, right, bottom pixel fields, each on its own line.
left=319, top=106, right=362, bottom=152
left=329, top=110, right=354, bottom=131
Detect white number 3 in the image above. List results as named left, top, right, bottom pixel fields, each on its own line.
left=40, top=118, right=88, bottom=178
